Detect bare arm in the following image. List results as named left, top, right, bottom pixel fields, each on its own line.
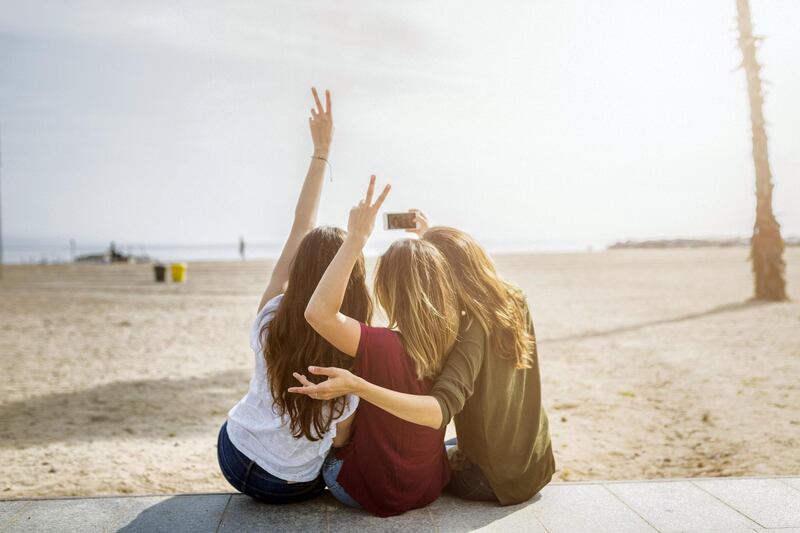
left=290, top=321, right=487, bottom=430
left=303, top=176, right=391, bottom=355
left=355, top=378, right=442, bottom=429
left=289, top=366, right=443, bottom=430
left=258, top=88, right=333, bottom=311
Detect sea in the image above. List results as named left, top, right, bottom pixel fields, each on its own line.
left=2, top=236, right=607, bottom=265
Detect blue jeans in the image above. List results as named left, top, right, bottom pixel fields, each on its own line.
left=322, top=451, right=362, bottom=508
left=217, top=422, right=325, bottom=504
left=444, top=438, right=498, bottom=502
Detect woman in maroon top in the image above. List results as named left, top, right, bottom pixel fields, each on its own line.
left=302, top=176, right=461, bottom=516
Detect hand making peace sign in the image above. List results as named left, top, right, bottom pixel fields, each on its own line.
left=347, top=175, right=391, bottom=245
left=309, top=87, right=333, bottom=156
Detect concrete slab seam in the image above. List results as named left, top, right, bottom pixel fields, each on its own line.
left=213, top=494, right=233, bottom=533
left=780, top=479, right=800, bottom=495
left=600, top=483, right=660, bottom=532
left=689, top=480, right=766, bottom=529
left=424, top=504, right=440, bottom=533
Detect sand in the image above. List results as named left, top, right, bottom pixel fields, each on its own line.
left=1, top=248, right=798, bottom=498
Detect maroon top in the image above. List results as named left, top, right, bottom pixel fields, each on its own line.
left=335, top=324, right=450, bottom=517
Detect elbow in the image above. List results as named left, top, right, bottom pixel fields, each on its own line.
left=426, top=414, right=444, bottom=431
left=304, top=300, right=329, bottom=332
left=430, top=399, right=447, bottom=431
left=304, top=304, right=321, bottom=328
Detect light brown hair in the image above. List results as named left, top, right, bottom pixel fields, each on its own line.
left=374, top=239, right=460, bottom=379
left=262, top=226, right=372, bottom=440
left=423, top=226, right=536, bottom=369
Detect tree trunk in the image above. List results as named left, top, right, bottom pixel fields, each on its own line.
left=736, top=0, right=787, bottom=301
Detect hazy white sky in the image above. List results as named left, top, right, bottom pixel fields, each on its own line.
left=1, top=0, right=799, bottom=251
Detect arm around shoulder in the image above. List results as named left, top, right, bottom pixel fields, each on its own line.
left=289, top=366, right=444, bottom=430
left=355, top=378, right=443, bottom=430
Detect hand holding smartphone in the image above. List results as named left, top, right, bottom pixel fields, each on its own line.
left=383, top=209, right=429, bottom=236
left=383, top=212, right=417, bottom=230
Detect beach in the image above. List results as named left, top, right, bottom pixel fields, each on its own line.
left=1, top=248, right=798, bottom=498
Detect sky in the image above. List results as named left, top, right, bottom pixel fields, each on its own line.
left=1, top=0, right=799, bottom=258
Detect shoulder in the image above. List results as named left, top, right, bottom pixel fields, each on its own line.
left=263, top=293, right=284, bottom=316
left=508, top=284, right=531, bottom=315
left=457, top=314, right=487, bottom=347
left=250, top=294, right=284, bottom=352
left=356, top=325, right=407, bottom=379
left=358, top=324, right=403, bottom=353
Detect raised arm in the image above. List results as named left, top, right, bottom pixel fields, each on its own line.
left=258, top=87, right=334, bottom=311
left=304, top=176, right=390, bottom=355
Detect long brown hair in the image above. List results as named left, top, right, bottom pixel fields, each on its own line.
left=423, top=226, right=536, bottom=369
left=373, top=239, right=459, bottom=379
left=262, top=226, right=372, bottom=440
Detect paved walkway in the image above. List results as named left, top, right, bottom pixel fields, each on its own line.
left=1, top=476, right=799, bottom=532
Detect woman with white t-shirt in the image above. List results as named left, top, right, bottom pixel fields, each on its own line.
left=217, top=88, right=372, bottom=503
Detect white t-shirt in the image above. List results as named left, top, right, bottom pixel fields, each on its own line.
left=226, top=294, right=359, bottom=482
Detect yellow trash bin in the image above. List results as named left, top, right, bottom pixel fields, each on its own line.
left=170, top=262, right=187, bottom=283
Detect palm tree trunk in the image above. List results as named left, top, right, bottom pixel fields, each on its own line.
left=736, top=0, right=787, bottom=301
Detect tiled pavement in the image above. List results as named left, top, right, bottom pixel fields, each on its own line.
left=1, top=476, right=799, bottom=532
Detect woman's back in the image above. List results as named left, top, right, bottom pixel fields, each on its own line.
left=334, top=324, right=450, bottom=517
left=431, top=299, right=555, bottom=504
left=300, top=179, right=458, bottom=515
left=226, top=295, right=358, bottom=481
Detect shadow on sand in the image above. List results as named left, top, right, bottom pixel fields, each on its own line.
left=0, top=370, right=249, bottom=447
left=543, top=299, right=770, bottom=344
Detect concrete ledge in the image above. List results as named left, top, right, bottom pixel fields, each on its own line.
left=2, top=476, right=799, bottom=532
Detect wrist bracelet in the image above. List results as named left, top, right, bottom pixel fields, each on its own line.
left=312, top=155, right=333, bottom=182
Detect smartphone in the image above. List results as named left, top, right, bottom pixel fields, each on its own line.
left=383, top=212, right=417, bottom=230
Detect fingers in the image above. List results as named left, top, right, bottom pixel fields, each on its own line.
left=409, top=209, right=428, bottom=230
left=372, top=184, right=391, bottom=211
left=308, top=366, right=339, bottom=377
left=325, top=89, right=332, bottom=118
left=287, top=386, right=323, bottom=399
left=289, top=372, right=321, bottom=399
left=311, top=87, right=324, bottom=116
left=364, top=175, right=376, bottom=205
left=292, top=372, right=315, bottom=387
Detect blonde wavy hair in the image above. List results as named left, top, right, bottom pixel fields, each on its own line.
left=374, top=239, right=460, bottom=379
left=423, top=226, right=536, bottom=369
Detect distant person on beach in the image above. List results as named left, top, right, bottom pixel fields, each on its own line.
left=301, top=176, right=460, bottom=517
left=239, top=236, right=245, bottom=261
left=291, top=213, right=555, bottom=505
left=217, top=88, right=372, bottom=503
left=109, top=241, right=126, bottom=263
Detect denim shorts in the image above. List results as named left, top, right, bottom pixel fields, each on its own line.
left=217, top=421, right=325, bottom=504
left=322, top=451, right=362, bottom=508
